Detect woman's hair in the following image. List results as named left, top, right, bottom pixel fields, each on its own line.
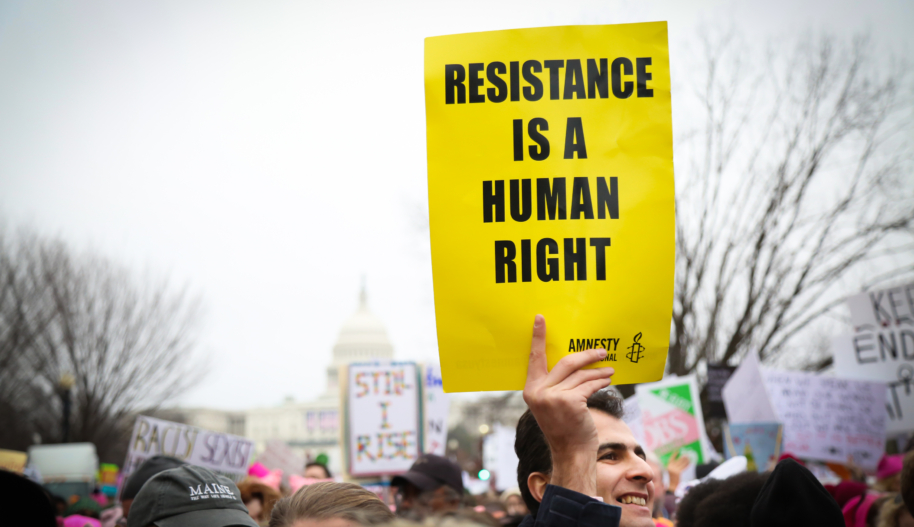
left=877, top=494, right=911, bottom=527
left=269, top=482, right=395, bottom=527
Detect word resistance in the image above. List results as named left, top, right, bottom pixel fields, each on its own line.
left=445, top=58, right=655, bottom=104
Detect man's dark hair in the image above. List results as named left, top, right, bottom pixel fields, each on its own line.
left=676, top=479, right=726, bottom=527
left=693, top=472, right=769, bottom=527
left=514, top=389, right=624, bottom=515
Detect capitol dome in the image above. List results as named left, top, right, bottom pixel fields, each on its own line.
left=323, top=286, right=394, bottom=396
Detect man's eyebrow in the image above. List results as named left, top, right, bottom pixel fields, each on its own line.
left=633, top=445, right=647, bottom=460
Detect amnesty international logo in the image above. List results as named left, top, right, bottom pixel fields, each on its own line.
left=626, top=333, right=645, bottom=363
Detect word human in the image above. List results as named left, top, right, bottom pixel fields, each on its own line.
left=487, top=176, right=618, bottom=284
left=444, top=58, right=654, bottom=104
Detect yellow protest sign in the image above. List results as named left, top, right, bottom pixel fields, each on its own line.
left=0, top=449, right=28, bottom=474
left=424, top=23, right=674, bottom=392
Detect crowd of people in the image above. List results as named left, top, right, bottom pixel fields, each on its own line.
left=5, top=314, right=914, bottom=527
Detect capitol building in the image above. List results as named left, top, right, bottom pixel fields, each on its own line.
left=163, top=287, right=394, bottom=475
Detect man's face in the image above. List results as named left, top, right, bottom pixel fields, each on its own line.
left=591, top=409, right=655, bottom=527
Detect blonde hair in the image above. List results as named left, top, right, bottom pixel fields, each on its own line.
left=269, top=482, right=395, bottom=527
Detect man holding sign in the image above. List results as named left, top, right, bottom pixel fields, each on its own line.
left=425, top=22, right=674, bottom=392
left=519, top=314, right=653, bottom=527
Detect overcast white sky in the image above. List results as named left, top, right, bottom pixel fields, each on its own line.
left=1, top=0, right=911, bottom=410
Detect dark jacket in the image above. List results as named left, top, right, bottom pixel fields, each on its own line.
left=518, top=485, right=621, bottom=527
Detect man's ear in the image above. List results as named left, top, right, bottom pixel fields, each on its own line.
left=527, top=472, right=551, bottom=504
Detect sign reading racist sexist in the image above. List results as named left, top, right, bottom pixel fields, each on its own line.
left=424, top=23, right=675, bottom=392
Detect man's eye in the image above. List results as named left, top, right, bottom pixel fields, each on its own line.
left=599, top=452, right=617, bottom=461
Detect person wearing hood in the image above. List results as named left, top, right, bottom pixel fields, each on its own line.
left=750, top=458, right=844, bottom=526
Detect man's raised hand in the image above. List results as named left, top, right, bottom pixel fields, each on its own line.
left=522, top=314, right=615, bottom=496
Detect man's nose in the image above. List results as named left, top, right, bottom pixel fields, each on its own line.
left=629, top=457, right=655, bottom=482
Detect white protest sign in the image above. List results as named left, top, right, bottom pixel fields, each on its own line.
left=833, top=283, right=914, bottom=434
left=636, top=375, right=709, bottom=468
left=761, top=370, right=885, bottom=469
left=482, top=423, right=519, bottom=492
left=846, top=283, right=914, bottom=330
left=622, top=396, right=645, bottom=447
left=122, top=415, right=254, bottom=484
left=347, top=362, right=421, bottom=477
left=422, top=364, right=450, bottom=456
left=833, top=333, right=914, bottom=434
left=722, top=350, right=778, bottom=424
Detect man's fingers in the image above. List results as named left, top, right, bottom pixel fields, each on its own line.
left=554, top=366, right=615, bottom=392
left=525, top=314, right=549, bottom=385
left=573, top=376, right=614, bottom=399
left=546, top=348, right=608, bottom=386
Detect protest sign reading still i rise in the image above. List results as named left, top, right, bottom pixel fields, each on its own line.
left=425, top=23, right=675, bottom=392
left=346, top=362, right=421, bottom=477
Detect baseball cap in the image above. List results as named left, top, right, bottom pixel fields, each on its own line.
left=122, top=456, right=186, bottom=501
left=127, top=465, right=258, bottom=527
left=391, top=454, right=464, bottom=495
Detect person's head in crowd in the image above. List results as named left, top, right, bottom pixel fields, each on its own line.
left=304, top=462, right=332, bottom=480
left=878, top=494, right=914, bottom=527
left=876, top=455, right=906, bottom=493
left=238, top=477, right=283, bottom=526
left=675, top=478, right=725, bottom=527
left=515, top=389, right=655, bottom=527
left=0, top=469, right=57, bottom=527
left=749, top=458, right=843, bottom=526
left=52, top=494, right=70, bottom=516
left=120, top=455, right=186, bottom=518
left=688, top=471, right=768, bottom=527
left=269, top=481, right=394, bottom=527
left=834, top=480, right=870, bottom=509
left=390, top=454, right=464, bottom=519
left=902, top=451, right=914, bottom=516
left=127, top=464, right=258, bottom=527
left=499, top=488, right=528, bottom=517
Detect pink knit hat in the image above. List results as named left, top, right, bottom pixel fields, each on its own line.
left=842, top=493, right=879, bottom=527
left=877, top=454, right=904, bottom=480
left=63, top=515, right=102, bottom=527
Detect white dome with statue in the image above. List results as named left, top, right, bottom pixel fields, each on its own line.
left=323, top=285, right=393, bottom=397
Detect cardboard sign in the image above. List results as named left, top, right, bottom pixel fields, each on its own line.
left=723, top=423, right=783, bottom=472
left=122, top=415, right=254, bottom=484
left=346, top=362, right=421, bottom=477
left=425, top=23, right=675, bottom=392
left=422, top=364, right=450, bottom=456
left=762, top=370, right=885, bottom=469
left=721, top=351, right=778, bottom=424
left=635, top=375, right=709, bottom=467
